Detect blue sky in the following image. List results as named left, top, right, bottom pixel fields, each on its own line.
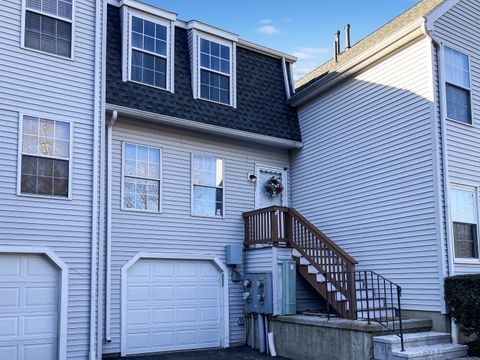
left=143, top=0, right=420, bottom=79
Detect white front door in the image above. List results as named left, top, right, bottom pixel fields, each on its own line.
left=0, top=254, right=60, bottom=360
left=125, top=259, right=222, bottom=355
left=255, top=165, right=288, bottom=209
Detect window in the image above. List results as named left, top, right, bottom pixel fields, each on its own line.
left=24, top=0, right=73, bottom=58
left=123, top=143, right=161, bottom=212
left=445, top=46, right=472, bottom=124
left=451, top=187, right=479, bottom=259
left=20, top=116, right=71, bottom=197
left=199, top=38, right=231, bottom=105
left=130, top=15, right=169, bottom=89
left=192, top=155, right=224, bottom=217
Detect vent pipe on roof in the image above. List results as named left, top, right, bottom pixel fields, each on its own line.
left=345, top=24, right=351, bottom=50
left=334, top=30, right=340, bottom=62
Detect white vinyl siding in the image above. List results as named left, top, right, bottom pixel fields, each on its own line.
left=0, top=0, right=103, bottom=357
left=103, top=118, right=289, bottom=354
left=292, top=38, right=442, bottom=312
left=431, top=0, right=480, bottom=275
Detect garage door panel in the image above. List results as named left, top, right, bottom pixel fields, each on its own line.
left=0, top=254, right=59, bottom=360
left=0, top=287, right=20, bottom=307
left=127, top=286, right=150, bottom=302
left=125, top=259, right=222, bottom=355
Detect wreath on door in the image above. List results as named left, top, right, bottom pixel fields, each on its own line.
left=264, top=176, right=284, bottom=198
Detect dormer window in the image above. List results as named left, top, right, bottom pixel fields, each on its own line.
left=121, top=4, right=176, bottom=92
left=187, top=22, right=238, bottom=108
left=130, top=16, right=168, bottom=89
left=199, top=39, right=231, bottom=105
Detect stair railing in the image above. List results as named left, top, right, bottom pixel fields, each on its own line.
left=243, top=206, right=358, bottom=319
left=356, top=270, right=405, bottom=351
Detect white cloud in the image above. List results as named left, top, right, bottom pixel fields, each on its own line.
left=291, top=47, right=331, bottom=80
left=260, top=19, right=272, bottom=24
left=258, top=24, right=279, bottom=35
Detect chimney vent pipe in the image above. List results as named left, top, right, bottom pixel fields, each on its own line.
left=345, top=24, right=351, bottom=50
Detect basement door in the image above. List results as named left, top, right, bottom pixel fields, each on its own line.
left=125, top=259, right=222, bottom=355
left=0, top=254, right=60, bottom=360
left=255, top=164, right=288, bottom=209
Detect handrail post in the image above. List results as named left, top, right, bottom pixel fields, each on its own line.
left=244, top=215, right=250, bottom=247
left=349, top=264, right=357, bottom=319
left=397, top=287, right=405, bottom=352
left=285, top=210, right=292, bottom=247
left=271, top=209, right=279, bottom=246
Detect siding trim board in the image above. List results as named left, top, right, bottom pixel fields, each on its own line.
left=0, top=246, right=69, bottom=360
left=120, top=252, right=230, bottom=356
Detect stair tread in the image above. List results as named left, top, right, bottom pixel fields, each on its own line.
left=391, top=343, right=468, bottom=356
left=374, top=332, right=451, bottom=344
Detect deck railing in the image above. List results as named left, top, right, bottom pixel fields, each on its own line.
left=242, top=206, right=358, bottom=319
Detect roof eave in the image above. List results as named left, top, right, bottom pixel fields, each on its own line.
left=288, top=18, right=427, bottom=107
left=106, top=104, right=303, bottom=149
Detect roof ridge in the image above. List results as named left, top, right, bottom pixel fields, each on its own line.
left=295, top=0, right=446, bottom=90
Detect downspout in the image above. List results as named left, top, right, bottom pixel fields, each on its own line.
left=105, top=110, right=118, bottom=343
left=97, top=0, right=108, bottom=357
left=281, top=57, right=291, bottom=99
left=422, top=21, right=457, bottom=343
left=90, top=0, right=103, bottom=357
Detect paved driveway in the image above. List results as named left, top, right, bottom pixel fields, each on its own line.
left=108, top=346, right=290, bottom=360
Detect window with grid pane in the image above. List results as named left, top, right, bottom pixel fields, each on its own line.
left=192, top=155, right=224, bottom=217
left=123, top=143, right=161, bottom=211
left=445, top=46, right=472, bottom=124
left=451, top=187, right=479, bottom=259
left=20, top=116, right=71, bottom=197
left=199, top=38, right=231, bottom=105
left=130, top=16, right=168, bottom=89
left=24, top=0, right=73, bottom=58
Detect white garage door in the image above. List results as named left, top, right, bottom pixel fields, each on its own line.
left=0, top=254, right=60, bottom=360
left=125, top=259, right=222, bottom=355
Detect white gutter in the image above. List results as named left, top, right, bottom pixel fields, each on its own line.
left=424, top=21, right=457, bottom=344
left=237, top=39, right=297, bottom=62
left=105, top=104, right=303, bottom=149
left=105, top=110, right=118, bottom=343
left=281, top=57, right=292, bottom=99
left=289, top=19, right=426, bottom=107
left=90, top=0, right=102, bottom=357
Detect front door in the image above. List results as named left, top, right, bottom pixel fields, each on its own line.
left=255, top=165, right=288, bottom=209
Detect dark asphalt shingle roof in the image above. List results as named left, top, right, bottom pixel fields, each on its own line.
left=106, top=6, right=301, bottom=142
left=295, top=0, right=446, bottom=91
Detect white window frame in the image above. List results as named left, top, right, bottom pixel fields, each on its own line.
left=123, top=8, right=175, bottom=92
left=190, top=153, right=226, bottom=219
left=121, top=141, right=163, bottom=213
left=189, top=29, right=237, bottom=108
left=20, top=0, right=76, bottom=60
left=450, top=184, right=480, bottom=264
left=17, top=113, right=74, bottom=200
left=443, top=44, right=474, bottom=125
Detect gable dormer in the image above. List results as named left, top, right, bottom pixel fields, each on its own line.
left=186, top=22, right=238, bottom=108
left=120, top=0, right=176, bottom=92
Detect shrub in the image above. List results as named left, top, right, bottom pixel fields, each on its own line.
left=444, top=274, right=480, bottom=338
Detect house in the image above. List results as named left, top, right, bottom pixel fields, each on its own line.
left=290, top=0, right=479, bottom=343
left=0, top=0, right=106, bottom=360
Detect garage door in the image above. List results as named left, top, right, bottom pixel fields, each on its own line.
left=0, top=254, right=60, bottom=360
left=125, top=259, right=222, bottom=355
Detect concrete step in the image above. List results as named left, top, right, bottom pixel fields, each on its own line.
left=374, top=332, right=452, bottom=359
left=390, top=343, right=468, bottom=360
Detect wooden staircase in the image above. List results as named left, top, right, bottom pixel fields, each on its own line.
left=243, top=206, right=405, bottom=349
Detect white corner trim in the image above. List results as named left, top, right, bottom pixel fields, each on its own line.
left=425, top=0, right=462, bottom=31
left=120, top=252, right=230, bottom=356
left=0, top=246, right=69, bottom=360
left=106, top=104, right=303, bottom=149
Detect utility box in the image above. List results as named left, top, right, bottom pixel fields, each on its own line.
left=225, top=245, right=243, bottom=266
left=282, top=261, right=297, bottom=315
left=243, top=272, right=273, bottom=314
